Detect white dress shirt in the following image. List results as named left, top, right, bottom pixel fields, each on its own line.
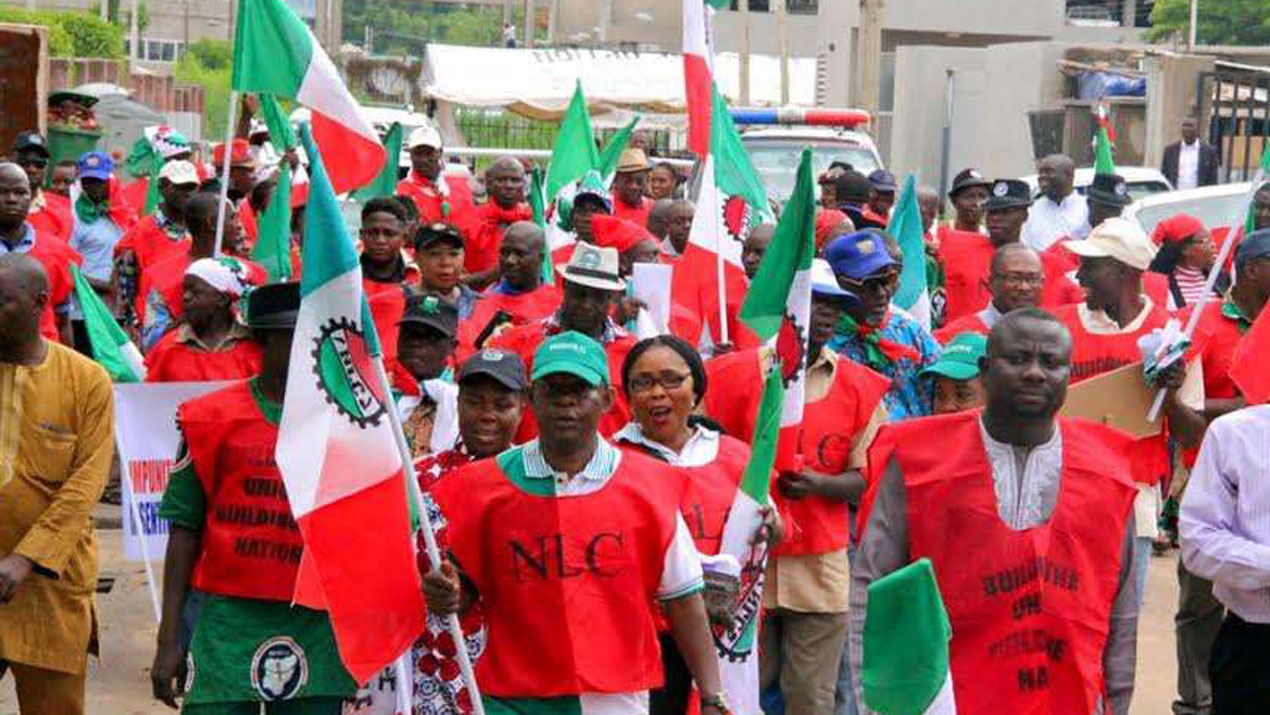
left=1177, top=140, right=1201, bottom=190
left=1022, top=192, right=1090, bottom=252
left=1181, top=405, right=1270, bottom=623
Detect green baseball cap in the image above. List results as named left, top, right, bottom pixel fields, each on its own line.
left=921, top=332, right=987, bottom=381
left=531, top=331, right=610, bottom=386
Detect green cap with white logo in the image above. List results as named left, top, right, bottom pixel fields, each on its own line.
left=921, top=332, right=987, bottom=381
left=531, top=330, right=610, bottom=387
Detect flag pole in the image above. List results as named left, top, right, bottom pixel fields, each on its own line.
left=716, top=240, right=730, bottom=345
left=114, top=429, right=162, bottom=622
left=1146, top=166, right=1265, bottom=421
left=212, top=91, right=240, bottom=258
left=369, top=357, right=487, bottom=715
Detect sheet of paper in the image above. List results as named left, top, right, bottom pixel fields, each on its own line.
left=632, top=262, right=674, bottom=335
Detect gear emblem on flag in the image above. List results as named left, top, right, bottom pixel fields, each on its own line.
left=311, top=317, right=390, bottom=428
left=722, top=194, right=754, bottom=246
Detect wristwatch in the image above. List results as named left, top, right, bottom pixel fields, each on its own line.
left=699, top=692, right=731, bottom=715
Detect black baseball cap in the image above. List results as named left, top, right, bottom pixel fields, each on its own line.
left=246, top=282, right=301, bottom=330
left=399, top=294, right=458, bottom=337
left=983, top=179, right=1033, bottom=211
left=948, top=168, right=991, bottom=198
left=457, top=349, right=528, bottom=391
left=13, top=131, right=49, bottom=158
left=1086, top=172, right=1132, bottom=208
left=415, top=222, right=464, bottom=251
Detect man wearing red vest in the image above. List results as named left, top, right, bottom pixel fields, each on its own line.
left=851, top=308, right=1141, bottom=715
left=152, top=282, right=356, bottom=712
left=612, top=149, right=655, bottom=227
left=423, top=330, right=727, bottom=715
left=14, top=132, right=72, bottom=243
left=704, top=262, right=890, bottom=715
left=360, top=197, right=421, bottom=364
left=457, top=221, right=561, bottom=362
left=463, top=157, right=531, bottom=285
left=397, top=126, right=474, bottom=226
left=1055, top=217, right=1207, bottom=610
left=0, top=163, right=78, bottom=345
left=934, top=243, right=1044, bottom=343
left=489, top=243, right=638, bottom=439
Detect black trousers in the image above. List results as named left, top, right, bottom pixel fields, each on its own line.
left=650, top=632, right=693, bottom=715
left=1211, top=612, right=1270, bottom=715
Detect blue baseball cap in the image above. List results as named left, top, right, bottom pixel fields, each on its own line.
left=76, top=151, right=114, bottom=181
left=1236, top=228, right=1270, bottom=268
left=867, top=169, right=897, bottom=192
left=825, top=229, right=896, bottom=281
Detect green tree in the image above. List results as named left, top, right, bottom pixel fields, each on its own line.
left=1147, top=0, right=1270, bottom=45
left=0, top=7, right=123, bottom=57
left=174, top=38, right=231, bottom=137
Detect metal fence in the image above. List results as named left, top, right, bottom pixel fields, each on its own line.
left=1200, top=70, right=1270, bottom=183
left=453, top=106, right=674, bottom=168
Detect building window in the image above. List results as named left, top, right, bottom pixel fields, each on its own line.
left=726, top=0, right=817, bottom=14
left=125, top=38, right=185, bottom=63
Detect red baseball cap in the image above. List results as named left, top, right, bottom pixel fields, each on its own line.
left=1151, top=213, right=1205, bottom=246
left=213, top=138, right=254, bottom=168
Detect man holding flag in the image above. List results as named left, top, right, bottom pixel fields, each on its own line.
left=423, top=330, right=727, bottom=715
left=152, top=281, right=358, bottom=712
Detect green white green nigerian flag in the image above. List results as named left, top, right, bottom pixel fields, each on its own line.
left=232, top=0, right=385, bottom=194
left=71, top=265, right=145, bottom=382
left=862, top=559, right=956, bottom=714
left=888, top=173, right=932, bottom=330
left=275, top=124, right=423, bottom=683
left=712, top=149, right=815, bottom=714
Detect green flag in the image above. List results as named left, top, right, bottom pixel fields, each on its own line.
left=353, top=122, right=404, bottom=203
left=1093, top=106, right=1116, bottom=175
left=889, top=174, right=932, bottom=328
left=529, top=167, right=555, bottom=286
left=596, top=115, right=641, bottom=180
left=71, top=265, right=145, bottom=382
left=740, top=148, right=816, bottom=341
left=254, top=162, right=294, bottom=283
left=862, top=559, right=955, bottom=715
left=258, top=93, right=298, bottom=151
left=545, top=81, right=600, bottom=201
left=710, top=86, right=772, bottom=220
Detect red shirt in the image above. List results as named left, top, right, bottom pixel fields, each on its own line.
left=114, top=213, right=190, bottom=271
left=18, top=225, right=79, bottom=342
left=932, top=312, right=990, bottom=344
left=456, top=283, right=562, bottom=364
left=613, top=195, right=653, bottom=227
left=397, top=172, right=474, bottom=225
left=144, top=325, right=263, bottom=382
left=28, top=191, right=72, bottom=243
left=463, top=201, right=532, bottom=275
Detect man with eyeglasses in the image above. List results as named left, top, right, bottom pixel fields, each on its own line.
left=935, top=243, right=1044, bottom=343
left=825, top=230, right=940, bottom=421
left=13, top=132, right=72, bottom=243
left=422, top=330, right=729, bottom=715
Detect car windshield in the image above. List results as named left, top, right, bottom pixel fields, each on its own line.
left=1133, top=193, right=1248, bottom=236
left=744, top=138, right=880, bottom=202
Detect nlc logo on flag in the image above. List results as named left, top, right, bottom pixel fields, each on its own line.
left=312, top=317, right=391, bottom=429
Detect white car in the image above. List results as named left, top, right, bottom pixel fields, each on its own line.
left=739, top=126, right=884, bottom=203
left=1020, top=167, right=1173, bottom=203
left=1123, top=182, right=1254, bottom=238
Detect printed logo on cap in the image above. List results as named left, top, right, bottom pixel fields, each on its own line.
left=480, top=349, right=505, bottom=362
left=576, top=246, right=602, bottom=270
left=1114, top=180, right=1128, bottom=197
left=857, top=238, right=876, bottom=254
left=85, top=155, right=101, bottom=167
left=251, top=636, right=308, bottom=701
left=993, top=181, right=1009, bottom=197
left=968, top=169, right=982, bottom=179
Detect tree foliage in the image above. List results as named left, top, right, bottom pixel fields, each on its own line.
left=1147, top=0, right=1270, bottom=45
left=343, top=0, right=543, bottom=53
left=0, top=7, right=124, bottom=58
left=175, top=38, right=231, bottom=137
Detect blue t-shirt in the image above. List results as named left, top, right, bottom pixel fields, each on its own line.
left=827, top=308, right=941, bottom=421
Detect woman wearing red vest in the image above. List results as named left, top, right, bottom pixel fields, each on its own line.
left=423, top=331, right=728, bottom=715
left=851, top=308, right=1140, bottom=715
left=614, top=336, right=781, bottom=715
left=152, top=283, right=357, bottom=712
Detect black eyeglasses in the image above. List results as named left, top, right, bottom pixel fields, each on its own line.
left=627, top=372, right=691, bottom=393
left=18, top=157, right=47, bottom=169
left=839, top=272, right=898, bottom=296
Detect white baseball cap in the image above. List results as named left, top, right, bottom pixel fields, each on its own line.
left=1063, top=217, right=1158, bottom=272
left=407, top=125, right=443, bottom=150
left=158, top=159, right=200, bottom=186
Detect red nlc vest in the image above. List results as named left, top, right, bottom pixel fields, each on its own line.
left=432, top=448, right=682, bottom=697
left=881, top=412, right=1137, bottom=715
left=178, top=381, right=302, bottom=602
left=704, top=348, right=890, bottom=556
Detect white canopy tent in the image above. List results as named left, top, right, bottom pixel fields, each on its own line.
left=420, top=43, right=818, bottom=125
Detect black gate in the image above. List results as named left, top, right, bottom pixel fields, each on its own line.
left=1199, top=69, right=1270, bottom=183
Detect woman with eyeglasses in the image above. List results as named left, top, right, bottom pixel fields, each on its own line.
left=614, top=335, right=781, bottom=715
left=1149, top=213, right=1227, bottom=311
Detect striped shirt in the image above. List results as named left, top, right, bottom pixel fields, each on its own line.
left=1181, top=405, right=1270, bottom=623
left=1173, top=265, right=1210, bottom=307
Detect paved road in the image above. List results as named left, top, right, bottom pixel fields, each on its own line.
left=1, top=526, right=1189, bottom=714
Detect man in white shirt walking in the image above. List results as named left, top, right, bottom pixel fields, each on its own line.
left=1181, top=404, right=1270, bottom=715
left=1022, top=154, right=1089, bottom=252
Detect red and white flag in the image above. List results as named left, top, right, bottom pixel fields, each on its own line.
left=683, top=0, right=726, bottom=154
